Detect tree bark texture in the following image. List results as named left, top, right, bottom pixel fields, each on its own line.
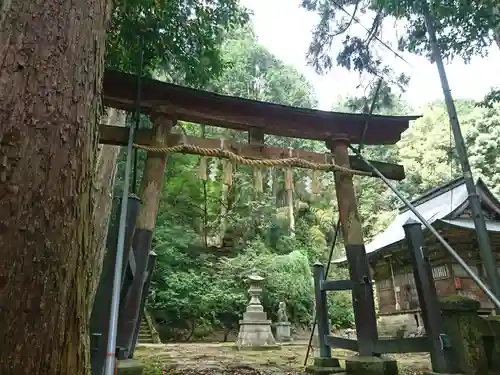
left=0, top=0, right=111, bottom=373
left=88, top=108, right=126, bottom=313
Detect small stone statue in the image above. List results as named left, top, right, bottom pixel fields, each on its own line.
left=277, top=301, right=288, bottom=323
left=276, top=301, right=292, bottom=342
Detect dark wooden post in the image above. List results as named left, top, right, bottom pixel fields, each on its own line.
left=313, top=262, right=332, bottom=359
left=327, top=137, right=378, bottom=356
left=116, top=112, right=174, bottom=356
left=403, top=218, right=457, bottom=373
left=90, top=196, right=141, bottom=375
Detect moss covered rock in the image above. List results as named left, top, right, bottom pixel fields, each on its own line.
left=439, top=296, right=481, bottom=312
left=439, top=296, right=487, bottom=375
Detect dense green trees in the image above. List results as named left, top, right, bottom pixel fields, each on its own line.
left=102, top=13, right=500, bottom=342
left=106, top=0, right=248, bottom=84
left=302, top=0, right=499, bottom=70
left=301, top=0, right=499, bottom=103
left=143, top=28, right=345, bottom=339
left=135, top=23, right=500, bottom=341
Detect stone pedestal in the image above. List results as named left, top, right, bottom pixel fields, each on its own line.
left=235, top=274, right=278, bottom=350
left=344, top=356, right=398, bottom=375
left=439, top=296, right=487, bottom=375
left=276, top=322, right=292, bottom=342
left=117, top=359, right=144, bottom=375
left=305, top=357, right=343, bottom=375
left=484, top=316, right=500, bottom=372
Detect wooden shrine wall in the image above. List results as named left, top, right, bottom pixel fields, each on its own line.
left=375, top=259, right=500, bottom=315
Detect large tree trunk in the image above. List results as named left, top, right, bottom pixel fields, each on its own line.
left=0, top=0, right=111, bottom=373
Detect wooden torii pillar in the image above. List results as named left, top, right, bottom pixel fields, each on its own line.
left=90, top=109, right=174, bottom=375
left=327, top=137, right=378, bottom=356
left=116, top=110, right=174, bottom=357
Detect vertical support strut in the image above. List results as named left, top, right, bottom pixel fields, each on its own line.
left=104, top=34, right=144, bottom=375
left=91, top=196, right=141, bottom=375
left=103, top=195, right=141, bottom=375
left=422, top=2, right=500, bottom=308
left=116, top=111, right=173, bottom=356
left=403, top=219, right=456, bottom=373
left=313, top=262, right=331, bottom=359
left=328, top=138, right=378, bottom=356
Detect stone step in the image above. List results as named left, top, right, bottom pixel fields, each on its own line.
left=136, top=314, right=155, bottom=343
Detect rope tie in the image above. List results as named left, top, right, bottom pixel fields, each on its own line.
left=133, top=143, right=371, bottom=176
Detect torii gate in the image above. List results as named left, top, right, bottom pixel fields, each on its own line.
left=90, top=69, right=419, bottom=375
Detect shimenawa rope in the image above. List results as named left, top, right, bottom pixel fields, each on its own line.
left=133, top=143, right=371, bottom=176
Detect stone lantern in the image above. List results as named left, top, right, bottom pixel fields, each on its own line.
left=234, top=274, right=278, bottom=350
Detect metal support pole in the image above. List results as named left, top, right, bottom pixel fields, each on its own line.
left=422, top=2, right=500, bottom=308
left=104, top=38, right=144, bottom=375
left=349, top=146, right=500, bottom=310
left=103, top=121, right=137, bottom=375
left=313, top=262, right=332, bottom=359
left=91, top=195, right=140, bottom=375
left=104, top=123, right=137, bottom=375
left=404, top=219, right=456, bottom=374
left=304, top=218, right=340, bottom=366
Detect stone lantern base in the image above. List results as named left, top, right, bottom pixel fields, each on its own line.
left=235, top=319, right=279, bottom=350
left=276, top=322, right=292, bottom=342
left=234, top=274, right=279, bottom=350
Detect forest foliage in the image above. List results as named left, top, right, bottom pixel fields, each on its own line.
left=301, top=0, right=499, bottom=105
left=109, top=21, right=500, bottom=341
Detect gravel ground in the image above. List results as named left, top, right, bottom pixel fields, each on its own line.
left=135, top=342, right=432, bottom=375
